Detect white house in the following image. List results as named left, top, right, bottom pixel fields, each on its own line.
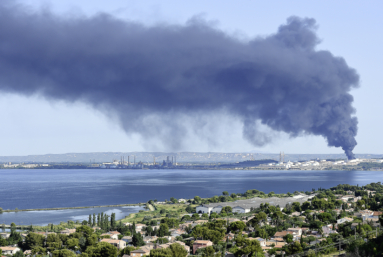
left=0, top=247, right=21, bottom=255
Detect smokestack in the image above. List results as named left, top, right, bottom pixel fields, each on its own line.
left=128, top=156, right=130, bottom=166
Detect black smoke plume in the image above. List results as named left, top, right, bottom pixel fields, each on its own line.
left=0, top=3, right=359, bottom=158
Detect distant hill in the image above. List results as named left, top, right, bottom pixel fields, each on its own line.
left=0, top=152, right=381, bottom=164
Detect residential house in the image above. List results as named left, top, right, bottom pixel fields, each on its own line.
left=193, top=240, right=213, bottom=254
left=0, top=247, right=21, bottom=255
left=135, top=224, right=146, bottom=232
left=100, top=239, right=126, bottom=250
left=169, top=229, right=186, bottom=238
left=322, top=226, right=337, bottom=236
left=287, top=228, right=302, bottom=236
left=60, top=229, right=76, bottom=235
left=248, top=237, right=266, bottom=247
left=131, top=248, right=150, bottom=257
left=122, top=236, right=133, bottom=244
left=100, top=233, right=119, bottom=240
left=273, top=231, right=293, bottom=238
left=143, top=236, right=157, bottom=244
left=337, top=217, right=353, bottom=224
left=0, top=233, right=10, bottom=239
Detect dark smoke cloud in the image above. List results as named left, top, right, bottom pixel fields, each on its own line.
left=0, top=3, right=359, bottom=158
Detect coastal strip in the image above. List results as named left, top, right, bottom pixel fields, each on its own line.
left=2, top=203, right=145, bottom=213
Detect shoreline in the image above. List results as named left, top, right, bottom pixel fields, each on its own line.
left=1, top=203, right=145, bottom=213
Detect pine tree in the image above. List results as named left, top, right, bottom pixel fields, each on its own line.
left=97, top=213, right=101, bottom=227
left=111, top=213, right=116, bottom=229
left=88, top=215, right=92, bottom=226
left=93, top=213, right=96, bottom=227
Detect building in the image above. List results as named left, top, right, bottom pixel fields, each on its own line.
left=193, top=240, right=213, bottom=254
left=60, top=229, right=76, bottom=235
left=274, top=231, right=293, bottom=238
left=0, top=247, right=21, bottom=255
left=100, top=239, right=126, bottom=250
left=131, top=248, right=150, bottom=257
left=287, top=228, right=302, bottom=236
left=196, top=196, right=313, bottom=214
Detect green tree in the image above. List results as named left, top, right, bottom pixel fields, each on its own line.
left=132, top=233, right=145, bottom=247
left=31, top=246, right=47, bottom=256
left=25, top=233, right=45, bottom=249
left=194, top=196, right=202, bottom=203
left=222, top=191, right=229, bottom=196
left=257, top=228, right=268, bottom=239
left=111, top=213, right=116, bottom=229
left=85, top=242, right=118, bottom=257
left=14, top=250, right=24, bottom=257
left=234, top=237, right=262, bottom=257
left=46, top=233, right=62, bottom=250
left=66, top=238, right=79, bottom=251
left=229, top=221, right=246, bottom=233
left=52, top=249, right=76, bottom=257
left=284, top=241, right=303, bottom=255
left=158, top=223, right=169, bottom=237
left=88, top=215, right=92, bottom=226
left=93, top=213, right=96, bottom=227
left=283, top=234, right=293, bottom=243
left=119, top=246, right=136, bottom=257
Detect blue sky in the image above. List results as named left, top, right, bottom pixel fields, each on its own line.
left=1, top=0, right=381, bottom=156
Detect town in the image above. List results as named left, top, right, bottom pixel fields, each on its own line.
left=1, top=182, right=383, bottom=256
left=2, top=156, right=383, bottom=171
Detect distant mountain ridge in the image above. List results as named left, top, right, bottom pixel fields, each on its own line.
left=0, top=152, right=381, bottom=163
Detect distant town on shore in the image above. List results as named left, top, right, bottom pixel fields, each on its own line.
left=1, top=152, right=382, bottom=171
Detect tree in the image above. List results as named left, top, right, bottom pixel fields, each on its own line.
left=301, top=201, right=311, bottom=211
left=14, top=251, right=24, bottom=257
left=85, top=242, right=118, bottom=257
left=229, top=221, right=246, bottom=233
left=283, top=234, right=293, bottom=243
left=119, top=246, right=136, bottom=257
left=151, top=243, right=187, bottom=257
left=46, top=233, right=63, bottom=250
left=230, top=193, right=237, bottom=198
left=194, top=196, right=201, bottom=203
left=257, top=228, right=268, bottom=239
left=25, top=233, right=45, bottom=249
left=132, top=233, right=145, bottom=247
left=284, top=241, right=303, bottom=255
left=111, top=213, right=116, bottom=229
left=234, top=237, right=262, bottom=257
left=222, top=206, right=232, bottom=213
left=31, top=246, right=47, bottom=256
left=52, top=249, right=76, bottom=257
left=158, top=223, right=169, bottom=237
left=222, top=191, right=229, bottom=196
left=93, top=213, right=96, bottom=227
left=66, top=238, right=80, bottom=251
left=169, top=243, right=188, bottom=257
left=88, top=214, right=92, bottom=226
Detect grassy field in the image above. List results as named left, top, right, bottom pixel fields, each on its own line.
left=119, top=203, right=197, bottom=223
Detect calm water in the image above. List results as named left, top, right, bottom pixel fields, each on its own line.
left=0, top=206, right=144, bottom=226
left=0, top=169, right=382, bottom=210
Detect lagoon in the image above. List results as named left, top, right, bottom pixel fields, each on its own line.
left=1, top=169, right=382, bottom=211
